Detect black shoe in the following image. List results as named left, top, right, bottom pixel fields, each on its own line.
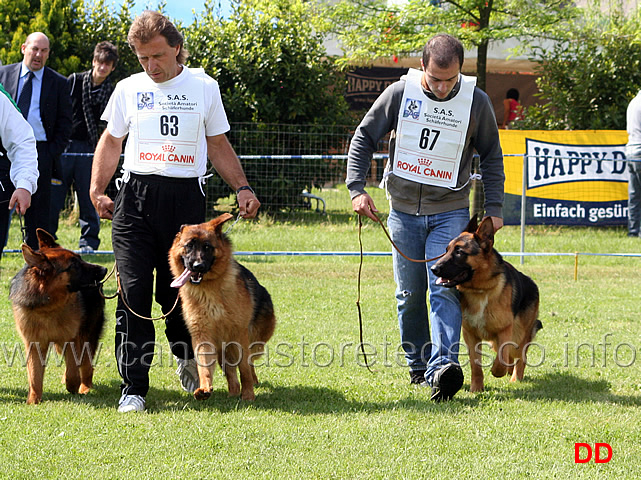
left=430, top=364, right=463, bottom=402
left=410, top=369, right=427, bottom=385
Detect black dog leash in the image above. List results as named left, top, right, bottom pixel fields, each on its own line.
left=356, top=212, right=445, bottom=372
left=17, top=212, right=27, bottom=244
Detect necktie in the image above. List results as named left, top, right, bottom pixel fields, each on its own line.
left=17, top=71, right=34, bottom=120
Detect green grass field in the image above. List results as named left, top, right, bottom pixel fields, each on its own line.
left=0, top=191, right=639, bottom=478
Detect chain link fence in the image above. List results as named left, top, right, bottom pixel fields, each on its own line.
left=62, top=123, right=392, bottom=221
left=206, top=123, right=390, bottom=219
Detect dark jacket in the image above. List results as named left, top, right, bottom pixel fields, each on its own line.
left=0, top=63, right=72, bottom=159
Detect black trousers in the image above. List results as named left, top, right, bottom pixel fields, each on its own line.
left=0, top=141, right=53, bottom=256
left=112, top=173, right=206, bottom=397
left=25, top=141, right=54, bottom=250
left=0, top=169, right=14, bottom=258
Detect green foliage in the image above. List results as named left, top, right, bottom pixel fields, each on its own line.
left=69, top=0, right=139, bottom=81
left=517, top=6, right=641, bottom=130
left=186, top=0, right=350, bottom=126
left=186, top=0, right=353, bottom=211
left=0, top=0, right=38, bottom=64
left=0, top=0, right=79, bottom=74
left=326, top=0, right=578, bottom=91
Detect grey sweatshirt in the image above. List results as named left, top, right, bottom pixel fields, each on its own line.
left=346, top=77, right=505, bottom=218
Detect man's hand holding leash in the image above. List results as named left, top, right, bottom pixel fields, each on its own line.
left=90, top=130, right=122, bottom=221
left=92, top=193, right=114, bottom=220
left=9, top=188, right=32, bottom=215
left=352, top=192, right=379, bottom=222
left=237, top=188, right=260, bottom=219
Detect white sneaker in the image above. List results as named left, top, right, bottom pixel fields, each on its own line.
left=175, top=357, right=200, bottom=393
left=118, top=394, right=145, bottom=413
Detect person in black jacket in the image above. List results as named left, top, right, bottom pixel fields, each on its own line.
left=50, top=41, right=118, bottom=253
left=0, top=32, right=72, bottom=250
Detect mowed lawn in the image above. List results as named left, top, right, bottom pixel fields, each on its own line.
left=0, top=201, right=639, bottom=478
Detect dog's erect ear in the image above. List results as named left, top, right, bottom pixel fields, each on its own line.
left=210, top=213, right=234, bottom=235
left=21, top=244, right=53, bottom=271
left=464, top=215, right=478, bottom=233
left=475, top=217, right=495, bottom=251
left=36, top=228, right=59, bottom=250
left=174, top=224, right=189, bottom=241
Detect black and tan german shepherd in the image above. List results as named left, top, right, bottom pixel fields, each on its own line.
left=169, top=213, right=276, bottom=402
left=431, top=217, right=542, bottom=392
left=9, top=229, right=107, bottom=404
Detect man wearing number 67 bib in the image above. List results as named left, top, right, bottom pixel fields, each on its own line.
left=90, top=11, right=260, bottom=413
left=347, top=34, right=505, bottom=401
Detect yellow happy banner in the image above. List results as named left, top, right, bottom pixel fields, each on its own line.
left=499, top=130, right=629, bottom=225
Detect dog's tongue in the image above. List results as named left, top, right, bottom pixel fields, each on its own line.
left=171, top=268, right=192, bottom=288
left=435, top=277, right=448, bottom=286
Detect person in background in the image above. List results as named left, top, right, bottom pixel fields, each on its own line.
left=347, top=34, right=505, bottom=402
left=50, top=41, right=118, bottom=253
left=0, top=83, right=39, bottom=258
left=501, top=88, right=523, bottom=129
left=626, top=90, right=641, bottom=238
left=90, top=11, right=260, bottom=413
left=0, top=32, right=72, bottom=250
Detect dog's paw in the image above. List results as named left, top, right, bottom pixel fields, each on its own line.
left=65, top=381, right=81, bottom=395
left=78, top=383, right=92, bottom=395
left=193, top=387, right=212, bottom=401
left=241, top=390, right=255, bottom=402
left=490, top=363, right=508, bottom=378
left=469, top=381, right=484, bottom=393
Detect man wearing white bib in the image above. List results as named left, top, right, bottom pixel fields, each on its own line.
left=347, top=34, right=505, bottom=401
left=90, top=11, right=260, bottom=412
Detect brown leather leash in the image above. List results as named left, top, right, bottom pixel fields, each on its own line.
left=96, top=213, right=243, bottom=321
left=367, top=212, right=446, bottom=265
left=98, top=262, right=118, bottom=299
left=99, top=262, right=179, bottom=321
left=356, top=212, right=445, bottom=372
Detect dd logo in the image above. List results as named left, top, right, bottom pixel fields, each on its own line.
left=574, top=443, right=613, bottom=463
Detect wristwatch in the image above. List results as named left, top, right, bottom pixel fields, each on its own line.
left=236, top=185, right=255, bottom=195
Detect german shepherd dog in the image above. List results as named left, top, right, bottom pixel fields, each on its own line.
left=169, top=213, right=276, bottom=401
left=9, top=229, right=107, bottom=404
left=431, top=217, right=542, bottom=392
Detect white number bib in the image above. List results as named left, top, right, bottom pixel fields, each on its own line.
left=136, top=110, right=202, bottom=168
left=393, top=68, right=475, bottom=188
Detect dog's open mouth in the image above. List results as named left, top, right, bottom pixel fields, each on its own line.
left=435, top=270, right=471, bottom=288
left=171, top=269, right=203, bottom=288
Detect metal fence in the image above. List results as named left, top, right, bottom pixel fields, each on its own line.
left=81, top=123, right=391, bottom=220
left=204, top=123, right=389, bottom=219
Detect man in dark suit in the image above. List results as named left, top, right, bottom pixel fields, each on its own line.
left=0, top=32, right=72, bottom=250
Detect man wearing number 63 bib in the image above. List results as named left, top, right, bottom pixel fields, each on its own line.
left=90, top=11, right=260, bottom=413
left=347, top=34, right=505, bottom=401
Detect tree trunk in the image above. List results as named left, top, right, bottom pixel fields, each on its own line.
left=476, top=41, right=488, bottom=92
